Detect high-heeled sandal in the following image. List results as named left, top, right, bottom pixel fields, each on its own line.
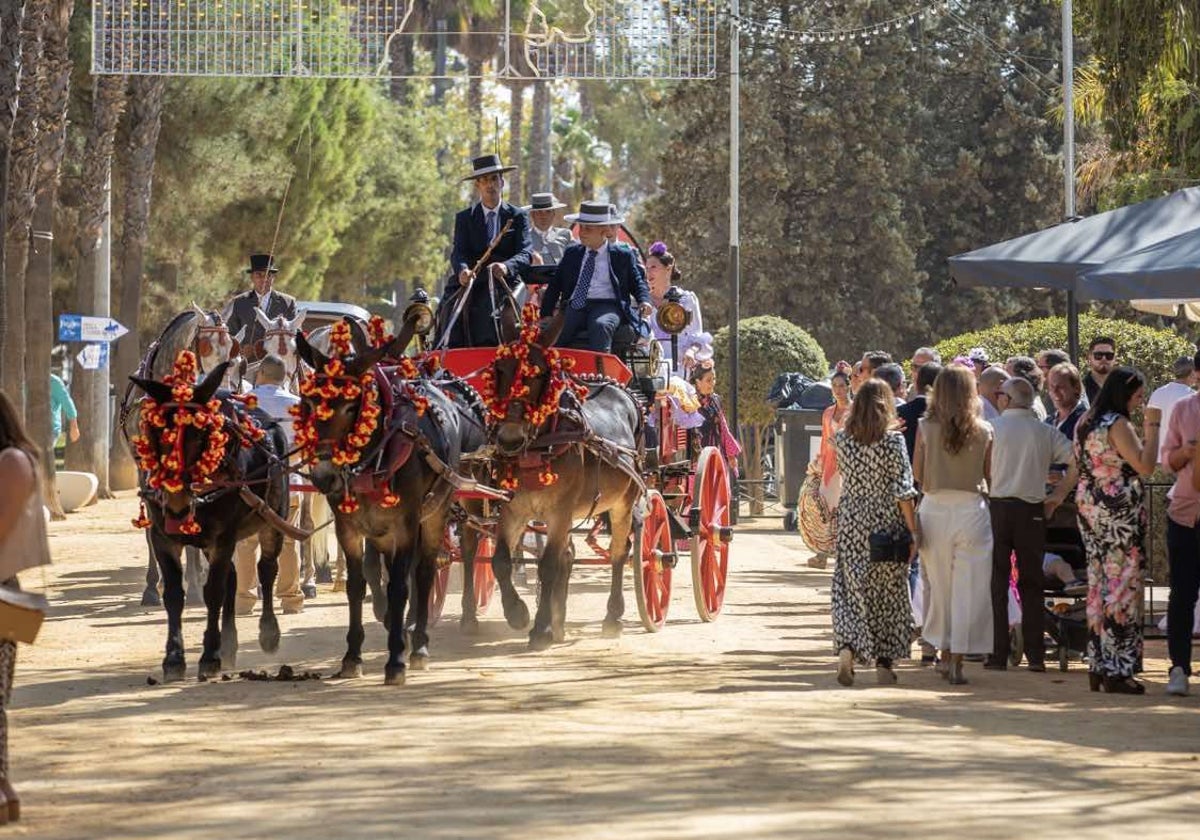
left=837, top=648, right=855, bottom=687
left=1103, top=676, right=1145, bottom=695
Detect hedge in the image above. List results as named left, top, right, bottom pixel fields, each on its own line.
left=714, top=315, right=829, bottom=427
left=935, top=316, right=1194, bottom=391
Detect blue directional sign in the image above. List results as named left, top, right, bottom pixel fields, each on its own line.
left=58, top=314, right=128, bottom=343
left=76, top=343, right=109, bottom=371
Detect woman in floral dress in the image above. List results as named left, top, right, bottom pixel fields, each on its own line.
left=1074, top=367, right=1160, bottom=694
left=831, top=379, right=920, bottom=686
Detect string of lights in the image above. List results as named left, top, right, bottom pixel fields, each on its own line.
left=728, top=1, right=951, bottom=45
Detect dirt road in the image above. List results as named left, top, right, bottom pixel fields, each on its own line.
left=9, top=493, right=1200, bottom=839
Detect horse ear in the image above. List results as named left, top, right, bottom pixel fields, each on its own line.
left=498, top=301, right=520, bottom=344
left=290, top=309, right=307, bottom=332
left=384, top=311, right=420, bottom=359
left=295, top=331, right=326, bottom=371
left=255, top=308, right=273, bottom=330
left=538, top=309, right=566, bottom=349
left=130, top=377, right=173, bottom=405
left=193, top=362, right=230, bottom=405
left=346, top=317, right=371, bottom=356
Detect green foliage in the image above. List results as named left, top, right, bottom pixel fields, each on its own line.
left=713, top=315, right=829, bottom=427
left=935, top=315, right=1194, bottom=390
left=641, top=1, right=1065, bottom=360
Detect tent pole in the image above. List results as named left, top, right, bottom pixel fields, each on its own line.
left=1063, top=0, right=1079, bottom=362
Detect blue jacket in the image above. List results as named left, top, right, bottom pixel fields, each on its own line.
left=541, top=242, right=650, bottom=328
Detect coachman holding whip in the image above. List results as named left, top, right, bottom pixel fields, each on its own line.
left=439, top=154, right=533, bottom=348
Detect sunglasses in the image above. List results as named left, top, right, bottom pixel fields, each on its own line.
left=1092, top=351, right=1115, bottom=361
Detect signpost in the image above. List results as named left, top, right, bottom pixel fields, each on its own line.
left=75, top=344, right=110, bottom=371
left=58, top=314, right=128, bottom=343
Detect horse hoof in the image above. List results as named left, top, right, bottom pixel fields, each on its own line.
left=552, top=626, right=566, bottom=644
left=220, top=648, right=237, bottom=670
left=337, top=660, right=363, bottom=679
left=601, top=620, right=623, bottom=639
left=409, top=651, right=430, bottom=671
left=197, top=660, right=221, bottom=681
left=505, top=600, right=531, bottom=631
left=142, top=587, right=161, bottom=608
left=259, top=619, right=281, bottom=653
left=162, top=661, right=186, bottom=683
left=528, top=629, right=554, bottom=652
left=384, top=665, right=406, bottom=686
left=459, top=615, right=480, bottom=635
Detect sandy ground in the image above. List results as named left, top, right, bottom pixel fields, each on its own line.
left=6, top=492, right=1199, bottom=839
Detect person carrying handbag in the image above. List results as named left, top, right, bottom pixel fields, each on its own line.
left=830, top=379, right=920, bottom=687
left=0, top=390, right=53, bottom=823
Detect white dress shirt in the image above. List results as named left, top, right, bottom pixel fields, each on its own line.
left=1149, top=380, right=1195, bottom=463
left=585, top=242, right=615, bottom=301
left=990, top=407, right=1074, bottom=502
left=249, top=383, right=300, bottom=445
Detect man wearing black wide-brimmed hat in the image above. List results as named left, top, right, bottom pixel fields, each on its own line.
left=440, top=154, right=533, bottom=347
left=225, top=253, right=298, bottom=358
left=522, top=192, right=573, bottom=268
left=540, top=201, right=651, bottom=353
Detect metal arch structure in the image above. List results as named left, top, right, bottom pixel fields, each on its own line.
left=90, top=0, right=720, bottom=80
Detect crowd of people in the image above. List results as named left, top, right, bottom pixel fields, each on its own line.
left=813, top=339, right=1200, bottom=697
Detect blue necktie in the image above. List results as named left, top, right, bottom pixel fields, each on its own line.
left=570, top=250, right=597, bottom=310
left=486, top=210, right=497, bottom=241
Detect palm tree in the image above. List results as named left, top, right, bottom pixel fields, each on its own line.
left=24, top=0, right=71, bottom=517
left=0, top=0, right=27, bottom=373
left=65, top=72, right=126, bottom=496
left=110, top=73, right=165, bottom=492
left=3, top=0, right=50, bottom=417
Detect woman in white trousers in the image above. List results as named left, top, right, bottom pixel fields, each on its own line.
left=913, top=366, right=994, bottom=685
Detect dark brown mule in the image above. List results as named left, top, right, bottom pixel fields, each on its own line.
left=130, top=361, right=293, bottom=681
left=295, top=316, right=489, bottom=684
left=480, top=313, right=645, bottom=650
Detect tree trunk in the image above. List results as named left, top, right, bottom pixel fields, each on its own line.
left=388, top=33, right=414, bottom=106
left=2, top=0, right=48, bottom=419
left=23, top=0, right=69, bottom=519
left=529, top=81, right=551, bottom=192
left=0, top=0, right=27, bottom=375
left=507, top=80, right=525, bottom=202
left=110, top=74, right=164, bottom=491
left=65, top=73, right=125, bottom=495
left=467, top=57, right=484, bottom=157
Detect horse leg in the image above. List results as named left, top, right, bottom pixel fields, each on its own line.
left=198, top=542, right=234, bottom=680
left=336, top=519, right=366, bottom=678
left=549, top=516, right=575, bottom=644
left=142, top=529, right=162, bottom=607
left=602, top=494, right=636, bottom=638
left=184, top=545, right=204, bottom=606
left=384, top=542, right=413, bottom=686
left=493, top=515, right=531, bottom=631
left=256, top=526, right=283, bottom=653
left=529, top=518, right=568, bottom=651
left=364, top=541, right=388, bottom=626
left=459, top=519, right=480, bottom=634
left=219, top=557, right=239, bottom=669
left=151, top=530, right=186, bottom=681
left=408, top=526, right=441, bottom=671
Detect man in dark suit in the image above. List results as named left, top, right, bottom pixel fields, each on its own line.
left=224, top=253, right=298, bottom=360
left=441, top=154, right=533, bottom=347
left=540, top=201, right=652, bottom=353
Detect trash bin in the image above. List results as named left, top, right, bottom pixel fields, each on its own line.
left=776, top=407, right=827, bottom=531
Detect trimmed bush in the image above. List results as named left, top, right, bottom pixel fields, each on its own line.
left=935, top=316, right=1194, bottom=390
left=714, top=315, right=829, bottom=427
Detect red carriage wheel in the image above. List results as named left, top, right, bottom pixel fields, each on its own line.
left=691, top=446, right=732, bottom=621
left=633, top=490, right=673, bottom=632
left=474, top=536, right=497, bottom=611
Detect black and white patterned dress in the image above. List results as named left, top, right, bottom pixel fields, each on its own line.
left=831, top=430, right=919, bottom=663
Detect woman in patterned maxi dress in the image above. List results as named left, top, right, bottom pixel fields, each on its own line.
left=831, top=379, right=920, bottom=686
left=1074, top=367, right=1159, bottom=695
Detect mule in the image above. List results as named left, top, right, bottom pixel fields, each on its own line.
left=295, top=316, right=490, bottom=684
left=126, top=308, right=247, bottom=608
left=131, top=358, right=295, bottom=681
left=481, top=312, right=645, bottom=649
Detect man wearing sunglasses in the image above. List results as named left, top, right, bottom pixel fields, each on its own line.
left=1084, top=337, right=1117, bottom=405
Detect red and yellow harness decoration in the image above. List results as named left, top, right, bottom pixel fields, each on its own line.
left=478, top=305, right=589, bottom=489
left=131, top=351, right=233, bottom=534
left=291, top=319, right=426, bottom=514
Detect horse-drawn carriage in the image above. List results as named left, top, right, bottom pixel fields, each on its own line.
left=126, top=282, right=733, bottom=684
